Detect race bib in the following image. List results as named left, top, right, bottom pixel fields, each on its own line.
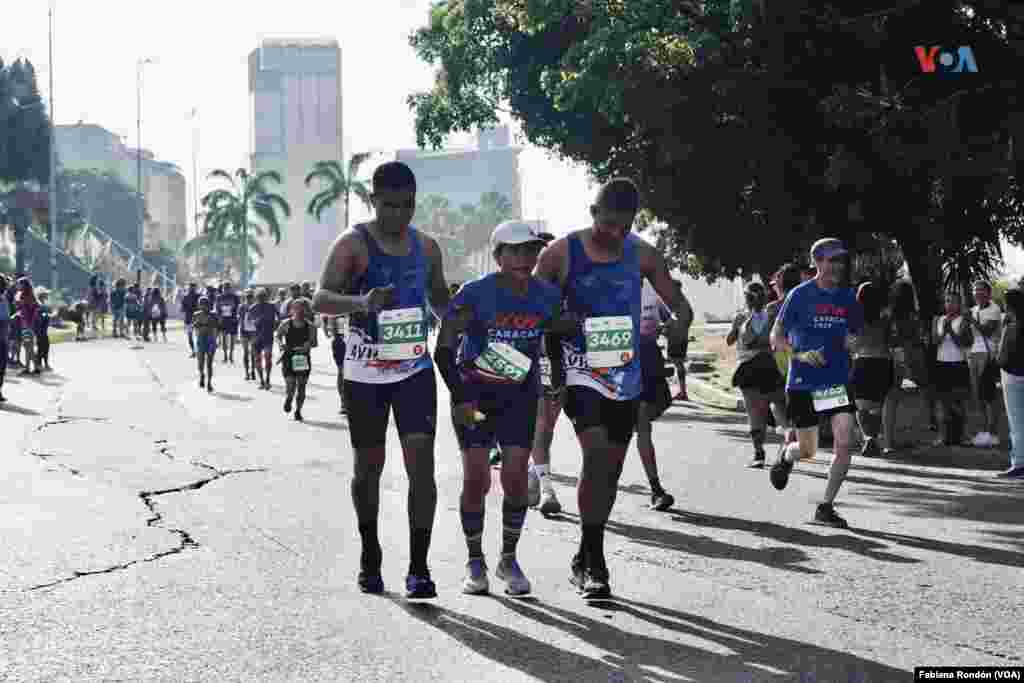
left=151, top=305, right=161, bottom=317
left=220, top=305, right=234, bottom=317
left=474, top=342, right=532, bottom=383
left=377, top=307, right=427, bottom=361
left=812, top=385, right=849, bottom=412
left=243, top=315, right=256, bottom=332
left=539, top=356, right=552, bottom=387
left=584, top=316, right=634, bottom=368
left=291, top=354, right=310, bottom=372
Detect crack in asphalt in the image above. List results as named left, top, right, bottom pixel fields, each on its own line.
left=28, top=451, right=83, bottom=477
left=27, top=464, right=267, bottom=592
left=34, top=416, right=110, bottom=432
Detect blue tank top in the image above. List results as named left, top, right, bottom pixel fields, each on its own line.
left=344, top=224, right=433, bottom=384
left=562, top=232, right=643, bottom=401
left=450, top=273, right=561, bottom=389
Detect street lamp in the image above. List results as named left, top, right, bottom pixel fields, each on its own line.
left=136, top=57, right=157, bottom=256
left=48, top=0, right=57, bottom=293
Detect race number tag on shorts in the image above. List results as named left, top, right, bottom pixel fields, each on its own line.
left=475, top=342, right=532, bottom=383
left=539, top=357, right=552, bottom=387
left=221, top=305, right=234, bottom=317
left=291, top=354, right=310, bottom=372
left=812, top=385, right=849, bottom=412
left=377, top=307, right=427, bottom=361
left=584, top=316, right=634, bottom=368
left=243, top=315, right=256, bottom=332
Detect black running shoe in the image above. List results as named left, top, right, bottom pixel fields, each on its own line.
left=569, top=553, right=587, bottom=592
left=580, top=567, right=612, bottom=600
left=770, top=457, right=793, bottom=491
left=199, top=377, right=205, bottom=389
left=284, top=397, right=292, bottom=413
left=358, top=572, right=385, bottom=594
left=405, top=572, right=437, bottom=599
left=860, top=437, right=880, bottom=458
left=748, top=451, right=766, bottom=469
left=294, top=411, right=303, bottom=422
left=650, top=491, right=675, bottom=511
left=811, top=503, right=848, bottom=528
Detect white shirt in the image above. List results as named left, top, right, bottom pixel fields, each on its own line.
left=935, top=315, right=967, bottom=363
left=970, top=302, right=1001, bottom=354
left=639, top=281, right=668, bottom=338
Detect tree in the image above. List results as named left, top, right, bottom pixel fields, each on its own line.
left=188, top=168, right=290, bottom=287
left=0, top=57, right=52, bottom=274
left=57, top=168, right=144, bottom=250
left=304, top=153, right=374, bottom=230
left=408, top=1, right=1024, bottom=319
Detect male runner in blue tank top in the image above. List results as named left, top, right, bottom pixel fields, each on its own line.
left=313, top=162, right=451, bottom=599
left=534, top=178, right=693, bottom=599
left=434, top=220, right=564, bottom=596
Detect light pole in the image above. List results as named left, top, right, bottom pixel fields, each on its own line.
left=48, top=0, right=58, bottom=293
left=136, top=57, right=157, bottom=256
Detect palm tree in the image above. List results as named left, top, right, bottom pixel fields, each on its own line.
left=305, top=153, right=374, bottom=230
left=190, top=168, right=290, bottom=287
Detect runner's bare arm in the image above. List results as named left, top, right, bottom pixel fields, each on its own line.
left=639, top=243, right=693, bottom=329
left=423, top=234, right=451, bottom=318
left=544, top=302, right=567, bottom=390
left=770, top=319, right=792, bottom=353
left=533, top=238, right=569, bottom=289
left=312, top=232, right=370, bottom=316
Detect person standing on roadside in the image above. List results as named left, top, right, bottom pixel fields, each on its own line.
left=968, top=281, right=1002, bottom=447
left=14, top=278, right=40, bottom=375
left=769, top=238, right=863, bottom=529
left=533, top=178, right=693, bottom=599
left=313, top=161, right=451, bottom=599
left=35, top=289, right=52, bottom=371
left=0, top=275, right=10, bottom=402
left=883, top=280, right=928, bottom=454
left=930, top=292, right=974, bottom=447
left=151, top=289, right=169, bottom=342
left=996, top=288, right=1024, bottom=478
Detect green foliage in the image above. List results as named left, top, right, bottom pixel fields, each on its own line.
left=304, top=154, right=374, bottom=228
left=186, top=168, right=291, bottom=286
left=0, top=57, right=51, bottom=185
left=413, top=190, right=515, bottom=274
left=58, top=168, right=144, bottom=251
left=408, top=1, right=1024, bottom=318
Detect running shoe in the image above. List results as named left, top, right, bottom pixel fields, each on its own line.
left=206, top=382, right=214, bottom=393
left=405, top=572, right=437, bottom=599
left=811, top=503, right=848, bottom=529
left=861, top=437, right=881, bottom=458
left=539, top=489, right=562, bottom=516
left=997, top=465, right=1024, bottom=479
left=199, top=377, right=205, bottom=389
left=461, top=558, right=489, bottom=595
left=294, top=411, right=303, bottom=422
left=748, top=451, right=766, bottom=468
left=527, top=466, right=541, bottom=508
left=284, top=397, right=292, bottom=413
left=358, top=572, right=384, bottom=594
left=650, top=491, right=675, bottom=511
left=569, top=553, right=587, bottom=591
left=496, top=557, right=531, bottom=596
left=580, top=567, right=612, bottom=600
left=769, top=457, right=793, bottom=491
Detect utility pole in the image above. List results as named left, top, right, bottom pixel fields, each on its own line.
left=136, top=57, right=156, bottom=256
left=48, top=0, right=58, bottom=293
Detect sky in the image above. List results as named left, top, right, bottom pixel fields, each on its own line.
left=1, top=0, right=596, bottom=237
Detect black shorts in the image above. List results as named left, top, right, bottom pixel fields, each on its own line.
left=344, top=369, right=438, bottom=449
left=221, top=318, right=239, bottom=335
left=281, top=352, right=311, bottom=378
left=563, top=385, right=639, bottom=446
left=934, top=361, right=970, bottom=396
left=639, top=338, right=672, bottom=413
left=332, top=337, right=346, bottom=368
left=851, top=358, right=895, bottom=403
left=732, top=353, right=785, bottom=394
left=454, top=382, right=538, bottom=450
left=786, top=384, right=856, bottom=430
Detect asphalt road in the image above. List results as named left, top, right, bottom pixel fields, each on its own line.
left=2, top=332, right=1022, bottom=682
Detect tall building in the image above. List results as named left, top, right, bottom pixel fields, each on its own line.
left=248, top=38, right=342, bottom=285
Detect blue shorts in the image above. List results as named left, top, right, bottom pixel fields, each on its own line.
left=332, top=337, right=346, bottom=368
left=344, top=369, right=437, bottom=449
left=196, top=335, right=217, bottom=355
left=453, top=381, right=539, bottom=450
left=221, top=318, right=239, bottom=335
left=112, top=308, right=125, bottom=323
left=253, top=335, right=274, bottom=354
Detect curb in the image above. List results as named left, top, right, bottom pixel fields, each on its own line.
left=46, top=320, right=186, bottom=346
left=686, top=376, right=745, bottom=412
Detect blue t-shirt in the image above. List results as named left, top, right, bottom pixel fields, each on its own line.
left=450, top=273, right=561, bottom=390
left=777, top=279, right=863, bottom=391
left=110, top=288, right=127, bottom=311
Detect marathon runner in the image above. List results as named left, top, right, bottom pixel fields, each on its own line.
left=636, top=279, right=676, bottom=509
left=217, top=282, right=241, bottom=364
left=192, top=296, right=220, bottom=393
left=769, top=238, right=864, bottom=528
left=110, top=279, right=127, bottom=339
left=239, top=289, right=258, bottom=381
left=313, top=161, right=451, bottom=599
left=850, top=281, right=893, bottom=459
left=0, top=275, right=9, bottom=402
left=276, top=297, right=316, bottom=422
left=251, top=288, right=279, bottom=390
left=181, top=282, right=200, bottom=357
left=534, top=178, right=693, bottom=599
left=435, top=220, right=563, bottom=596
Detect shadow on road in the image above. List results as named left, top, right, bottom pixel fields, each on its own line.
left=394, top=595, right=905, bottom=682
left=601, top=518, right=829, bottom=574
left=873, top=446, right=1008, bottom=472
left=855, top=485, right=1024, bottom=527
left=792, top=468, right=956, bottom=494
left=847, top=527, right=1024, bottom=570
left=302, top=419, right=348, bottom=431
left=213, top=392, right=254, bottom=402
left=0, top=403, right=41, bottom=416
left=669, top=510, right=918, bottom=565
left=852, top=461, right=1010, bottom=485
left=548, top=473, right=653, bottom=498
left=659, top=409, right=747, bottom=426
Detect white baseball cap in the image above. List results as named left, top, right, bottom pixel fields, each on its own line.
left=491, top=220, right=545, bottom=248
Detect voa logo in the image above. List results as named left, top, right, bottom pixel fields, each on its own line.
left=914, top=46, right=979, bottom=73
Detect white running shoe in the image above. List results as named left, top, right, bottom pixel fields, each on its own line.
left=989, top=435, right=1000, bottom=447
left=496, top=557, right=531, bottom=595
left=462, top=558, right=489, bottom=595
left=971, top=432, right=993, bottom=448
left=527, top=465, right=541, bottom=508
left=539, top=488, right=562, bottom=515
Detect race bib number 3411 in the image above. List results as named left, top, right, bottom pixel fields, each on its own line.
left=584, top=316, right=634, bottom=368
left=377, top=307, right=427, bottom=361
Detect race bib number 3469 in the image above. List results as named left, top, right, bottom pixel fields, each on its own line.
left=377, top=307, right=427, bottom=361
left=584, top=316, right=634, bottom=368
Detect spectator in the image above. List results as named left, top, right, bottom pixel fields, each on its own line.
left=883, top=280, right=929, bottom=453
left=14, top=277, right=40, bottom=375
left=0, top=275, right=9, bottom=401
left=931, top=292, right=973, bottom=446
left=91, top=277, right=110, bottom=337
left=968, top=281, right=1002, bottom=447
left=996, top=288, right=1024, bottom=478
left=110, top=278, right=128, bottom=338
left=850, top=281, right=892, bottom=458
left=670, top=278, right=689, bottom=402
left=35, top=289, right=52, bottom=371
left=149, top=289, right=168, bottom=342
